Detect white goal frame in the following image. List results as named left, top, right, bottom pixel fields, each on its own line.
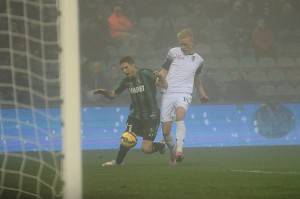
left=59, top=0, right=82, bottom=199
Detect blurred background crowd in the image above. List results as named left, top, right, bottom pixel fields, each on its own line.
left=1, top=0, right=300, bottom=107
left=80, top=0, right=300, bottom=106
left=0, top=0, right=59, bottom=107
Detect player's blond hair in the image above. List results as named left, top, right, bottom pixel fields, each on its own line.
left=177, top=28, right=194, bottom=40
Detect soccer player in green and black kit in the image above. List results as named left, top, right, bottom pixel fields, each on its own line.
left=94, top=56, right=167, bottom=166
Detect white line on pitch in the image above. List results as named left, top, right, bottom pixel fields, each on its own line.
left=230, top=169, right=300, bottom=175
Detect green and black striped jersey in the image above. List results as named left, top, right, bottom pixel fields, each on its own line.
left=114, top=68, right=159, bottom=120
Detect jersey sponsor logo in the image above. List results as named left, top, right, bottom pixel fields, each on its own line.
left=128, top=85, right=145, bottom=94
left=175, top=53, right=185, bottom=60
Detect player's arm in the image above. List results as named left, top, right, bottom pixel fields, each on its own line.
left=194, top=64, right=209, bottom=103
left=93, top=79, right=126, bottom=99
left=194, top=75, right=209, bottom=103
left=154, top=69, right=168, bottom=89
left=93, top=89, right=116, bottom=99
left=194, top=76, right=208, bottom=103
left=154, top=52, right=172, bottom=89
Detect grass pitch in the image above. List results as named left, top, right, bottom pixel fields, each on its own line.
left=83, top=146, right=300, bottom=199
left=1, top=146, right=300, bottom=199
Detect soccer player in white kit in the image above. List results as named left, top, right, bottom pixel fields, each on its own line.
left=158, top=28, right=209, bottom=164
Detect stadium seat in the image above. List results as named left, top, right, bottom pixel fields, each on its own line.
left=278, top=57, right=295, bottom=67
left=210, top=70, right=232, bottom=82
left=212, top=18, right=225, bottom=28
left=267, top=69, right=285, bottom=82
left=118, top=43, right=137, bottom=57
left=286, top=69, right=300, bottom=81
left=139, top=17, right=158, bottom=31
left=205, top=58, right=220, bottom=69
left=196, top=43, right=212, bottom=57
left=190, top=15, right=210, bottom=31
left=285, top=43, right=300, bottom=57
left=296, top=57, right=300, bottom=66
left=106, top=45, right=117, bottom=58
left=169, top=4, right=187, bottom=17
left=240, top=57, right=257, bottom=68
left=210, top=30, right=226, bottom=42
left=295, top=85, right=300, bottom=97
left=174, top=17, right=191, bottom=30
left=229, top=70, right=242, bottom=81
left=243, top=70, right=267, bottom=82
left=257, top=84, right=276, bottom=96
left=276, top=84, right=295, bottom=95
left=220, top=57, right=238, bottom=68
left=276, top=30, right=293, bottom=41
left=212, top=42, right=232, bottom=57
left=258, top=57, right=275, bottom=68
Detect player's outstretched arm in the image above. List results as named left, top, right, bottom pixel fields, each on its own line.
left=93, top=89, right=116, bottom=99
left=154, top=69, right=168, bottom=89
left=194, top=76, right=209, bottom=103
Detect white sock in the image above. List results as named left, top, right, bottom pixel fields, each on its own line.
left=176, top=120, right=185, bottom=153
left=163, top=133, right=174, bottom=152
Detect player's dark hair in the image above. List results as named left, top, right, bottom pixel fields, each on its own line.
left=120, top=56, right=135, bottom=65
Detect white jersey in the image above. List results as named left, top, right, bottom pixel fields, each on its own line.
left=162, top=47, right=204, bottom=94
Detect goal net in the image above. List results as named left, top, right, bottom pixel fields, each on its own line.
left=0, top=0, right=82, bottom=199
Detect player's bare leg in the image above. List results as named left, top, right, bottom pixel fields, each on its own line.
left=162, top=121, right=176, bottom=164
left=175, top=107, right=187, bottom=162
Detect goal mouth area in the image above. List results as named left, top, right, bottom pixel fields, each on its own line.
left=0, top=151, right=63, bottom=199
left=0, top=0, right=71, bottom=198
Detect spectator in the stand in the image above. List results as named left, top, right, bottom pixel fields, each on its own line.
left=227, top=0, right=248, bottom=29
left=0, top=1, right=7, bottom=13
left=81, top=14, right=110, bottom=63
left=225, top=0, right=252, bottom=41
left=251, top=19, right=277, bottom=62
left=82, top=60, right=101, bottom=90
left=244, top=1, right=257, bottom=29
left=108, top=6, right=134, bottom=44
left=279, top=1, right=297, bottom=30
left=152, top=2, right=177, bottom=50
left=206, top=0, right=232, bottom=19
left=246, top=1, right=255, bottom=18
left=261, top=0, right=277, bottom=29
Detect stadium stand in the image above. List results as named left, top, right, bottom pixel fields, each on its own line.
left=58, top=0, right=300, bottom=104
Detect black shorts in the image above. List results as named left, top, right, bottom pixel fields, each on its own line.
left=126, top=116, right=160, bottom=141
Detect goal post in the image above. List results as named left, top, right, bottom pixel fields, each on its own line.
left=0, top=0, right=82, bottom=198
left=59, top=0, right=82, bottom=199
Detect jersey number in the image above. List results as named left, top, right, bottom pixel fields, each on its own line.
left=127, top=124, right=133, bottom=132
left=183, top=96, right=191, bottom=104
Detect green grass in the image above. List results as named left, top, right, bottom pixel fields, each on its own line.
left=83, top=146, right=300, bottom=199
left=1, top=146, right=300, bottom=199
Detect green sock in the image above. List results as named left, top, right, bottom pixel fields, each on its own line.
left=152, top=142, right=164, bottom=153
left=116, top=145, right=130, bottom=165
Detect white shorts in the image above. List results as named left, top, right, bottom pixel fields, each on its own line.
left=160, top=93, right=192, bottom=122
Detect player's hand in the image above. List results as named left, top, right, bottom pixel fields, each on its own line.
left=153, top=70, right=160, bottom=78
left=200, top=95, right=209, bottom=103
left=93, top=88, right=107, bottom=95
left=154, top=70, right=168, bottom=89
left=93, top=89, right=114, bottom=99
